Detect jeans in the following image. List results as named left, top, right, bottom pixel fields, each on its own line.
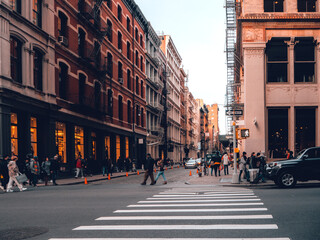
left=32, top=174, right=38, bottom=186
left=213, top=165, right=220, bottom=177
left=224, top=165, right=229, bottom=175
left=75, top=168, right=83, bottom=178
left=142, top=170, right=155, bottom=184
left=155, top=171, right=167, bottom=182
left=7, top=176, right=23, bottom=191
left=51, top=171, right=58, bottom=185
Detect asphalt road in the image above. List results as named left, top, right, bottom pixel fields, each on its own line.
left=1, top=168, right=320, bottom=240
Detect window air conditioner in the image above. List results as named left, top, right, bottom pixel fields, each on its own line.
left=58, top=36, right=68, bottom=46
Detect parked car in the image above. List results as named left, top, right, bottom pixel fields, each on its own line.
left=184, top=159, right=198, bottom=169
left=266, top=147, right=320, bottom=188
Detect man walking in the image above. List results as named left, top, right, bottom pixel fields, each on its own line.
left=50, top=155, right=59, bottom=185
left=222, top=152, right=230, bottom=175
left=141, top=154, right=155, bottom=185
left=154, top=159, right=167, bottom=185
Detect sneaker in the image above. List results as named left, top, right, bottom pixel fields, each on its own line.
left=150, top=182, right=155, bottom=185
left=20, top=188, right=27, bottom=192
left=6, top=189, right=13, bottom=193
left=163, top=181, right=167, bottom=185
left=140, top=182, right=146, bottom=185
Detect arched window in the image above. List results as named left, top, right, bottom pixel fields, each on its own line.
left=58, top=11, right=68, bottom=46
left=127, top=69, right=131, bottom=90
left=107, top=89, right=113, bottom=116
left=78, top=73, right=86, bottom=104
left=107, top=52, right=113, bottom=77
left=94, top=41, right=101, bottom=68
left=78, top=28, right=86, bottom=57
left=117, top=5, right=122, bottom=22
left=118, top=31, right=122, bottom=50
left=127, top=100, right=131, bottom=123
left=126, top=17, right=131, bottom=33
left=94, top=81, right=101, bottom=109
left=140, top=56, right=143, bottom=71
left=59, top=62, right=68, bottom=99
left=135, top=50, right=139, bottom=66
left=140, top=80, right=143, bottom=98
left=141, top=108, right=144, bottom=127
left=127, top=41, right=131, bottom=60
left=135, top=27, right=138, bottom=41
left=136, top=105, right=140, bottom=126
left=136, top=76, right=139, bottom=95
left=33, top=0, right=42, bottom=28
left=118, top=61, right=123, bottom=82
left=106, top=0, right=112, bottom=9
left=107, top=20, right=112, bottom=42
left=10, top=37, right=22, bottom=83
left=33, top=49, right=43, bottom=91
left=118, top=95, right=123, bottom=120
left=140, top=34, right=143, bottom=47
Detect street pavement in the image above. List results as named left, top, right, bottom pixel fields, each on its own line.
left=1, top=167, right=320, bottom=240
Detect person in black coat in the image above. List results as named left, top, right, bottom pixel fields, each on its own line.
left=0, top=156, right=10, bottom=191
left=50, top=155, right=59, bottom=185
left=141, top=154, right=155, bottom=185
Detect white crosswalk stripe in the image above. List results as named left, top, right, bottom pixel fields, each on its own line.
left=50, top=187, right=291, bottom=240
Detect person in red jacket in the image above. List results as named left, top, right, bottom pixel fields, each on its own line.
left=75, top=153, right=84, bottom=178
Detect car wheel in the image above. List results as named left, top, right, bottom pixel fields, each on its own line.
left=277, top=171, right=297, bottom=188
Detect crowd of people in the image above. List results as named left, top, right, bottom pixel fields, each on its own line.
left=0, top=154, right=60, bottom=193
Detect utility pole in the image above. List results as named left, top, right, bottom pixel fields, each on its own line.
left=231, top=118, right=239, bottom=183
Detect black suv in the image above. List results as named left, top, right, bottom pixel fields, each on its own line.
left=267, top=147, right=320, bottom=188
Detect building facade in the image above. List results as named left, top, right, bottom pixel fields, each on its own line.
left=207, top=104, right=220, bottom=152
left=237, top=0, right=320, bottom=158
left=145, top=23, right=163, bottom=159
left=0, top=0, right=56, bottom=165
left=160, top=35, right=182, bottom=163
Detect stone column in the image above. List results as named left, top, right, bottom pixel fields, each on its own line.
left=286, top=0, right=297, bottom=12
left=317, top=42, right=320, bottom=147
left=243, top=42, right=266, bottom=154
left=0, top=101, right=11, bottom=158
left=287, top=40, right=295, bottom=153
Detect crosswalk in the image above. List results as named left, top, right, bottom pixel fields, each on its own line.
left=49, top=187, right=290, bottom=240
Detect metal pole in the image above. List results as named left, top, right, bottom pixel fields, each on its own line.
left=231, top=119, right=239, bottom=183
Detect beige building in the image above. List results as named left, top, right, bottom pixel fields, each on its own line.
left=236, top=0, right=320, bottom=158
left=207, top=104, right=219, bottom=152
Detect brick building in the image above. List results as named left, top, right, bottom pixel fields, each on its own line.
left=207, top=104, right=219, bottom=152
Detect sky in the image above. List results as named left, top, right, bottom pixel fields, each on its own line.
left=135, top=0, right=228, bottom=134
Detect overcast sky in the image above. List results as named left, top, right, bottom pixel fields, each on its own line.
left=135, top=0, right=227, bottom=133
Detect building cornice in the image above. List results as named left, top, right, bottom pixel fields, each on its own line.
left=239, top=13, right=320, bottom=22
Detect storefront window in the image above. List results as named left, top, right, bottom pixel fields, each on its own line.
left=116, top=135, right=121, bottom=161
left=30, top=117, right=37, bottom=156
left=11, top=113, right=18, bottom=156
left=75, top=126, right=84, bottom=159
left=55, top=122, right=66, bottom=163
left=92, top=132, right=97, bottom=160
left=105, top=136, right=110, bottom=159
left=125, top=137, right=129, bottom=158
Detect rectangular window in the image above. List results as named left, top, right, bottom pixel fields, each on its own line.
left=30, top=117, right=38, bottom=157
left=108, top=89, right=113, bottom=117
left=266, top=39, right=288, bottom=83
left=11, top=0, right=21, bottom=13
left=33, top=0, right=42, bottom=28
left=79, top=74, right=86, bottom=104
left=107, top=20, right=112, bottom=42
left=59, top=63, right=68, bottom=100
left=294, top=38, right=315, bottom=83
left=33, top=49, right=43, bottom=91
left=298, top=0, right=317, bottom=12
left=125, top=137, right=129, bottom=158
left=55, top=122, right=66, bottom=163
left=127, top=42, right=131, bottom=60
left=116, top=135, right=121, bottom=161
left=107, top=53, right=113, bottom=78
left=264, top=0, right=284, bottom=12
left=268, top=109, right=288, bottom=158
left=127, top=70, right=131, bottom=90
left=11, top=113, right=18, bottom=156
left=140, top=56, right=143, bottom=71
left=136, top=105, right=140, bottom=126
left=118, top=62, right=123, bottom=81
left=78, top=28, right=86, bottom=57
left=141, top=108, right=144, bottom=127
left=118, top=96, right=123, bottom=120
left=141, top=81, right=143, bottom=98
left=75, top=126, right=84, bottom=159
left=136, top=77, right=139, bottom=95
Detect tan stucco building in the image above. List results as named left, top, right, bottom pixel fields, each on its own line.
left=236, top=0, right=320, bottom=158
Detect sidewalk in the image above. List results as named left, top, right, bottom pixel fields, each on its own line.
left=37, top=165, right=181, bottom=186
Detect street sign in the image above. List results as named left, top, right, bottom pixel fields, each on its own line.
left=226, top=109, right=243, bottom=116
left=240, top=129, right=250, bottom=138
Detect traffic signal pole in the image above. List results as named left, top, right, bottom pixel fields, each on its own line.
left=231, top=120, right=239, bottom=184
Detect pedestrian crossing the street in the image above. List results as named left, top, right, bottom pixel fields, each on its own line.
left=49, top=187, right=290, bottom=240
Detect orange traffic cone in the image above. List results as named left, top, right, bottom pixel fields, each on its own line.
left=196, top=169, right=199, bottom=174
left=137, top=170, right=140, bottom=175
left=84, top=177, right=88, bottom=184
left=165, top=167, right=167, bottom=171
left=108, top=174, right=111, bottom=180
left=126, top=172, right=128, bottom=177
left=154, top=168, right=156, bottom=173
left=171, top=166, right=173, bottom=169
left=189, top=171, right=192, bottom=176
left=178, top=165, right=180, bottom=168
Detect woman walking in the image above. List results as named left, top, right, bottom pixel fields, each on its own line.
left=222, top=152, right=230, bottom=175
left=154, top=159, right=167, bottom=185
left=6, top=156, right=27, bottom=192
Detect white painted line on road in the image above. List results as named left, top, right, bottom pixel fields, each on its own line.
left=153, top=194, right=255, bottom=197
left=128, top=203, right=264, bottom=207
left=73, top=224, right=278, bottom=230
left=114, top=208, right=268, bottom=213
left=148, top=196, right=258, bottom=200
left=159, top=191, right=253, bottom=195
left=139, top=199, right=261, bottom=203
left=49, top=238, right=291, bottom=240
left=96, top=215, right=273, bottom=221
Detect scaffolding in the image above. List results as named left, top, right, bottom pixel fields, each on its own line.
left=225, top=0, right=238, bottom=134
